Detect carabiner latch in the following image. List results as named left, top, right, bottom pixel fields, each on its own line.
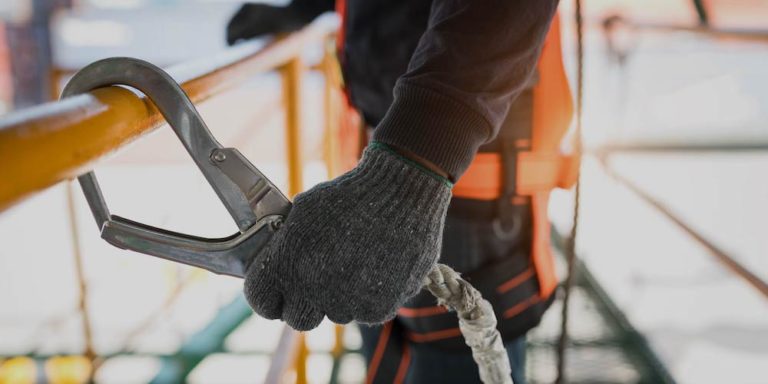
left=62, top=57, right=292, bottom=278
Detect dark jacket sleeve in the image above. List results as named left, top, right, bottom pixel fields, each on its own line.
left=292, top=0, right=336, bottom=19
left=372, top=0, right=559, bottom=180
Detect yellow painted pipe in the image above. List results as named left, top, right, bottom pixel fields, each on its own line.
left=281, top=57, right=304, bottom=198
left=321, top=39, right=341, bottom=179
left=0, top=17, right=337, bottom=213
left=0, top=87, right=154, bottom=213
left=332, top=324, right=346, bottom=358
left=293, top=333, right=309, bottom=384
left=0, top=357, right=36, bottom=384
left=45, top=356, right=92, bottom=384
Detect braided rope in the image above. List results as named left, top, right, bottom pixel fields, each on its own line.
left=424, top=264, right=514, bottom=384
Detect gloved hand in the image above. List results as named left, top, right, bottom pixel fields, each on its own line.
left=244, top=143, right=452, bottom=330
left=226, top=3, right=316, bottom=45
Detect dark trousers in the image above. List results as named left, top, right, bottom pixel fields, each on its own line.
left=359, top=207, right=532, bottom=383
left=359, top=324, right=527, bottom=384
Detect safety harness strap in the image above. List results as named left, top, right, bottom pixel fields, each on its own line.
left=496, top=89, right=532, bottom=231
left=453, top=152, right=577, bottom=200
left=452, top=13, right=574, bottom=302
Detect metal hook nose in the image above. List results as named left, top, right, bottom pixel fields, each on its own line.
left=62, top=57, right=292, bottom=277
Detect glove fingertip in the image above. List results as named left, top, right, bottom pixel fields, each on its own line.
left=244, top=277, right=284, bottom=320
left=283, top=296, right=325, bottom=331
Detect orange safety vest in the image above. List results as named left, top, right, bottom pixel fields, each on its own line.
left=327, top=0, right=365, bottom=175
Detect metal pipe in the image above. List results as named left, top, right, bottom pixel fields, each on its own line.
left=65, top=182, right=97, bottom=370
left=597, top=141, right=768, bottom=155
left=690, top=0, right=709, bottom=26
left=321, top=39, right=341, bottom=179
left=281, top=57, right=305, bottom=198
left=619, top=18, right=768, bottom=43
left=276, top=30, right=310, bottom=384
left=150, top=296, right=257, bottom=383
left=602, top=162, right=768, bottom=300
left=264, top=327, right=301, bottom=384
left=293, top=333, right=309, bottom=384
left=0, top=17, right=338, bottom=214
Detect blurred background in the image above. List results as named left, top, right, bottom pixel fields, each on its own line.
left=0, top=0, right=766, bottom=383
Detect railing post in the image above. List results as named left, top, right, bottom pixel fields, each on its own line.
left=294, top=333, right=309, bottom=384
left=280, top=55, right=309, bottom=384
left=65, top=182, right=97, bottom=372
left=281, top=57, right=304, bottom=198
left=332, top=325, right=345, bottom=358
left=321, top=35, right=347, bottom=371
left=321, top=38, right=341, bottom=179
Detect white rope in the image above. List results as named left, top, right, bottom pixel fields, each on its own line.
left=423, top=264, right=514, bottom=384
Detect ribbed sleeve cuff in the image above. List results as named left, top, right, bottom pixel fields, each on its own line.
left=372, top=82, right=491, bottom=181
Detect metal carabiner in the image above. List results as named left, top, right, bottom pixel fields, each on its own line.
left=62, top=57, right=292, bottom=278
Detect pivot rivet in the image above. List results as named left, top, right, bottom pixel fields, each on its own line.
left=211, top=150, right=227, bottom=162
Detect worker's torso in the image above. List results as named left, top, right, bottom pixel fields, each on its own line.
left=337, top=0, right=574, bottom=352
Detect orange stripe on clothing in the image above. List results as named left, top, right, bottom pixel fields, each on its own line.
left=496, top=268, right=535, bottom=294
left=335, top=0, right=347, bottom=53
left=503, top=295, right=541, bottom=319
left=397, top=306, right=448, bottom=318
left=365, top=321, right=393, bottom=384
left=511, top=195, right=528, bottom=205
left=452, top=153, right=502, bottom=200
left=532, top=193, right=558, bottom=298
left=393, top=342, right=411, bottom=384
left=407, top=327, right=462, bottom=343
left=452, top=152, right=576, bottom=199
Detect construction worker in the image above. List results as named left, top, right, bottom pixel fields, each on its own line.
left=228, top=1, right=575, bottom=382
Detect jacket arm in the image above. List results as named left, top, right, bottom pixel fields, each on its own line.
left=292, top=0, right=335, bottom=20
left=372, top=0, right=559, bottom=180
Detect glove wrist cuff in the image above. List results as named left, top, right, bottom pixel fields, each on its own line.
left=368, top=142, right=453, bottom=188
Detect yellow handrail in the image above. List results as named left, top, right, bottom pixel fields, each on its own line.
left=0, top=16, right=338, bottom=213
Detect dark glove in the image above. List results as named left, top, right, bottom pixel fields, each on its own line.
left=226, top=3, right=318, bottom=45
left=244, top=143, right=452, bottom=330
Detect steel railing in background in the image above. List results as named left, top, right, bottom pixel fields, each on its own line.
left=533, top=13, right=768, bottom=382
left=602, top=14, right=768, bottom=44
left=596, top=14, right=768, bottom=300
left=597, top=141, right=768, bottom=154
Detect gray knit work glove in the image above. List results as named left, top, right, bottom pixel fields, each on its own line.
left=244, top=143, right=452, bottom=331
